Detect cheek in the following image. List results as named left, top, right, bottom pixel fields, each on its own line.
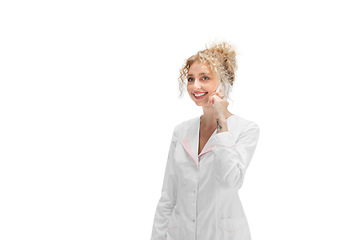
left=211, top=80, right=218, bottom=88
left=187, top=85, right=191, bottom=94
left=210, top=82, right=219, bottom=92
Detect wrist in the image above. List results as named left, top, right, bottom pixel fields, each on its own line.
left=217, top=118, right=226, bottom=124
left=216, top=118, right=228, bottom=133
left=216, top=113, right=226, bottom=121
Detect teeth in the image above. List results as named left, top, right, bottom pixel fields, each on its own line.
left=194, top=93, right=206, bottom=97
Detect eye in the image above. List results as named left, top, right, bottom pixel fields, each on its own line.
left=187, top=77, right=194, bottom=82
left=202, top=76, right=209, bottom=80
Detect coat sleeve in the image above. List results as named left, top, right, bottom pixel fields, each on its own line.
left=150, top=126, right=178, bottom=240
left=211, top=122, right=260, bottom=190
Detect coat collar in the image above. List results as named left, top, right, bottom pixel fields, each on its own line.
left=180, top=116, right=201, bottom=166
left=180, top=115, right=235, bottom=167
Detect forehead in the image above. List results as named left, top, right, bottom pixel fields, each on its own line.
left=188, top=61, right=211, bottom=75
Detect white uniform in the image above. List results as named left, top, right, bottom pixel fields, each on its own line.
left=150, top=114, right=260, bottom=240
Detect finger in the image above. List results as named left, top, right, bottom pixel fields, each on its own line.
left=208, top=95, right=214, bottom=104
left=209, top=94, right=220, bottom=105
left=213, top=92, right=225, bottom=100
left=212, top=94, right=222, bottom=103
left=212, top=91, right=221, bottom=98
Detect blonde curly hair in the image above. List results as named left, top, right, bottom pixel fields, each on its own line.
left=178, top=41, right=238, bottom=101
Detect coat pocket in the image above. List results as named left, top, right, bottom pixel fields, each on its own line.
left=217, top=217, right=250, bottom=240
left=166, top=217, right=179, bottom=240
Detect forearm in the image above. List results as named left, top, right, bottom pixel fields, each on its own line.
left=212, top=122, right=260, bottom=189
left=216, top=118, right=228, bottom=133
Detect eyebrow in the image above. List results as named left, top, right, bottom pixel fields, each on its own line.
left=187, top=73, right=209, bottom=77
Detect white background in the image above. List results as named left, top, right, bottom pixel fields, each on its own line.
left=1, top=0, right=359, bottom=239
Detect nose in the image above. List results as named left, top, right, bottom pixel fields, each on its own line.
left=194, top=78, right=201, bottom=89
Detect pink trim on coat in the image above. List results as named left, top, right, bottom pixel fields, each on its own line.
left=180, top=135, right=197, bottom=166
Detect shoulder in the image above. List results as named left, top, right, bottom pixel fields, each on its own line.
left=170, top=116, right=199, bottom=141
left=173, top=116, right=199, bottom=133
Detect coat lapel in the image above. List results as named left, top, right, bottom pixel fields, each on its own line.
left=180, top=116, right=200, bottom=166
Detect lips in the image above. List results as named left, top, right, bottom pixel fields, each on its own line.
left=193, top=92, right=208, bottom=99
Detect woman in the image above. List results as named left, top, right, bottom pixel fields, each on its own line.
left=150, top=42, right=260, bottom=240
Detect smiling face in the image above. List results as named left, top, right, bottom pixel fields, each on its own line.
left=187, top=61, right=219, bottom=106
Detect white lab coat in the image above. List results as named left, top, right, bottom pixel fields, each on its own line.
left=150, top=114, right=260, bottom=240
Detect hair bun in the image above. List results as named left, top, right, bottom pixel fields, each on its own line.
left=207, top=42, right=237, bottom=71
left=205, top=41, right=237, bottom=85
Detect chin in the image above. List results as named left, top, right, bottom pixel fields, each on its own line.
left=194, top=102, right=203, bottom=106
left=190, top=95, right=210, bottom=106
left=193, top=100, right=210, bottom=107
